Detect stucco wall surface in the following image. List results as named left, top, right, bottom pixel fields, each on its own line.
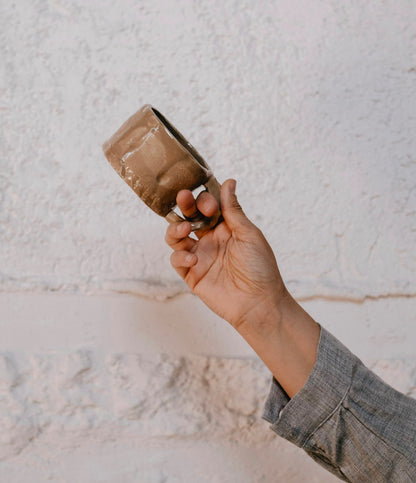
left=1, top=1, right=415, bottom=482
left=1, top=0, right=415, bottom=299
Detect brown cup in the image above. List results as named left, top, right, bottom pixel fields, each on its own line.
left=102, top=104, right=222, bottom=232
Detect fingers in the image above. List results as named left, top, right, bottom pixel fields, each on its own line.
left=176, top=189, right=218, bottom=220
left=196, top=191, right=218, bottom=217
left=165, top=221, right=197, bottom=251
left=165, top=221, right=198, bottom=279
left=165, top=188, right=218, bottom=280
left=170, top=250, right=198, bottom=279
left=176, top=190, right=197, bottom=219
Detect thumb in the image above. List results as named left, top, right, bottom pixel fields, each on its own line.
left=220, top=179, right=252, bottom=234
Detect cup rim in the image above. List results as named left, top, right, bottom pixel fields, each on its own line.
left=150, top=106, right=210, bottom=172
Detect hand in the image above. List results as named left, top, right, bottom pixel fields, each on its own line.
left=165, top=179, right=288, bottom=333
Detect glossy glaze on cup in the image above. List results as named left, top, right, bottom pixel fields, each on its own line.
left=103, top=104, right=221, bottom=230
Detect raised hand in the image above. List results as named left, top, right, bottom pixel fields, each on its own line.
left=165, top=179, right=288, bottom=333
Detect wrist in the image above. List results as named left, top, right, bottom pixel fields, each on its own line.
left=235, top=286, right=292, bottom=338
left=237, top=289, right=321, bottom=399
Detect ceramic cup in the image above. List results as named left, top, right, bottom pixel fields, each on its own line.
left=103, top=104, right=222, bottom=232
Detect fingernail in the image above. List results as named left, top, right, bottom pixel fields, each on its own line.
left=230, top=179, right=236, bottom=194
left=177, top=222, right=188, bottom=232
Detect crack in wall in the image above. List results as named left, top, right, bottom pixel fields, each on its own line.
left=1, top=274, right=415, bottom=304
left=1, top=285, right=415, bottom=305
left=297, top=293, right=416, bottom=304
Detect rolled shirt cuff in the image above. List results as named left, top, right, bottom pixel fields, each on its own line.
left=261, top=323, right=362, bottom=448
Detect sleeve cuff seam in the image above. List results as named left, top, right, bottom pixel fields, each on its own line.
left=301, top=376, right=354, bottom=448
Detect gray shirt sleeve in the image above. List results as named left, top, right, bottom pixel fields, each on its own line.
left=261, top=323, right=416, bottom=482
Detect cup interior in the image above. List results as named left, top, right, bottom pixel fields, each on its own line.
left=151, top=107, right=209, bottom=170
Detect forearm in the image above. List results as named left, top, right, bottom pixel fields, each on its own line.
left=258, top=303, right=416, bottom=480
left=237, top=291, right=320, bottom=399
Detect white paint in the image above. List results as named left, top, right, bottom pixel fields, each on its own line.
left=1, top=0, right=415, bottom=300
left=0, top=293, right=415, bottom=481
left=1, top=0, right=415, bottom=481
left=1, top=293, right=416, bottom=362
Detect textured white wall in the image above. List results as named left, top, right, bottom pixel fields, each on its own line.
left=1, top=1, right=415, bottom=481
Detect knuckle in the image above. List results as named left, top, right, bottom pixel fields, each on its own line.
left=231, top=199, right=242, bottom=210
left=251, top=224, right=261, bottom=236
left=174, top=238, right=186, bottom=250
